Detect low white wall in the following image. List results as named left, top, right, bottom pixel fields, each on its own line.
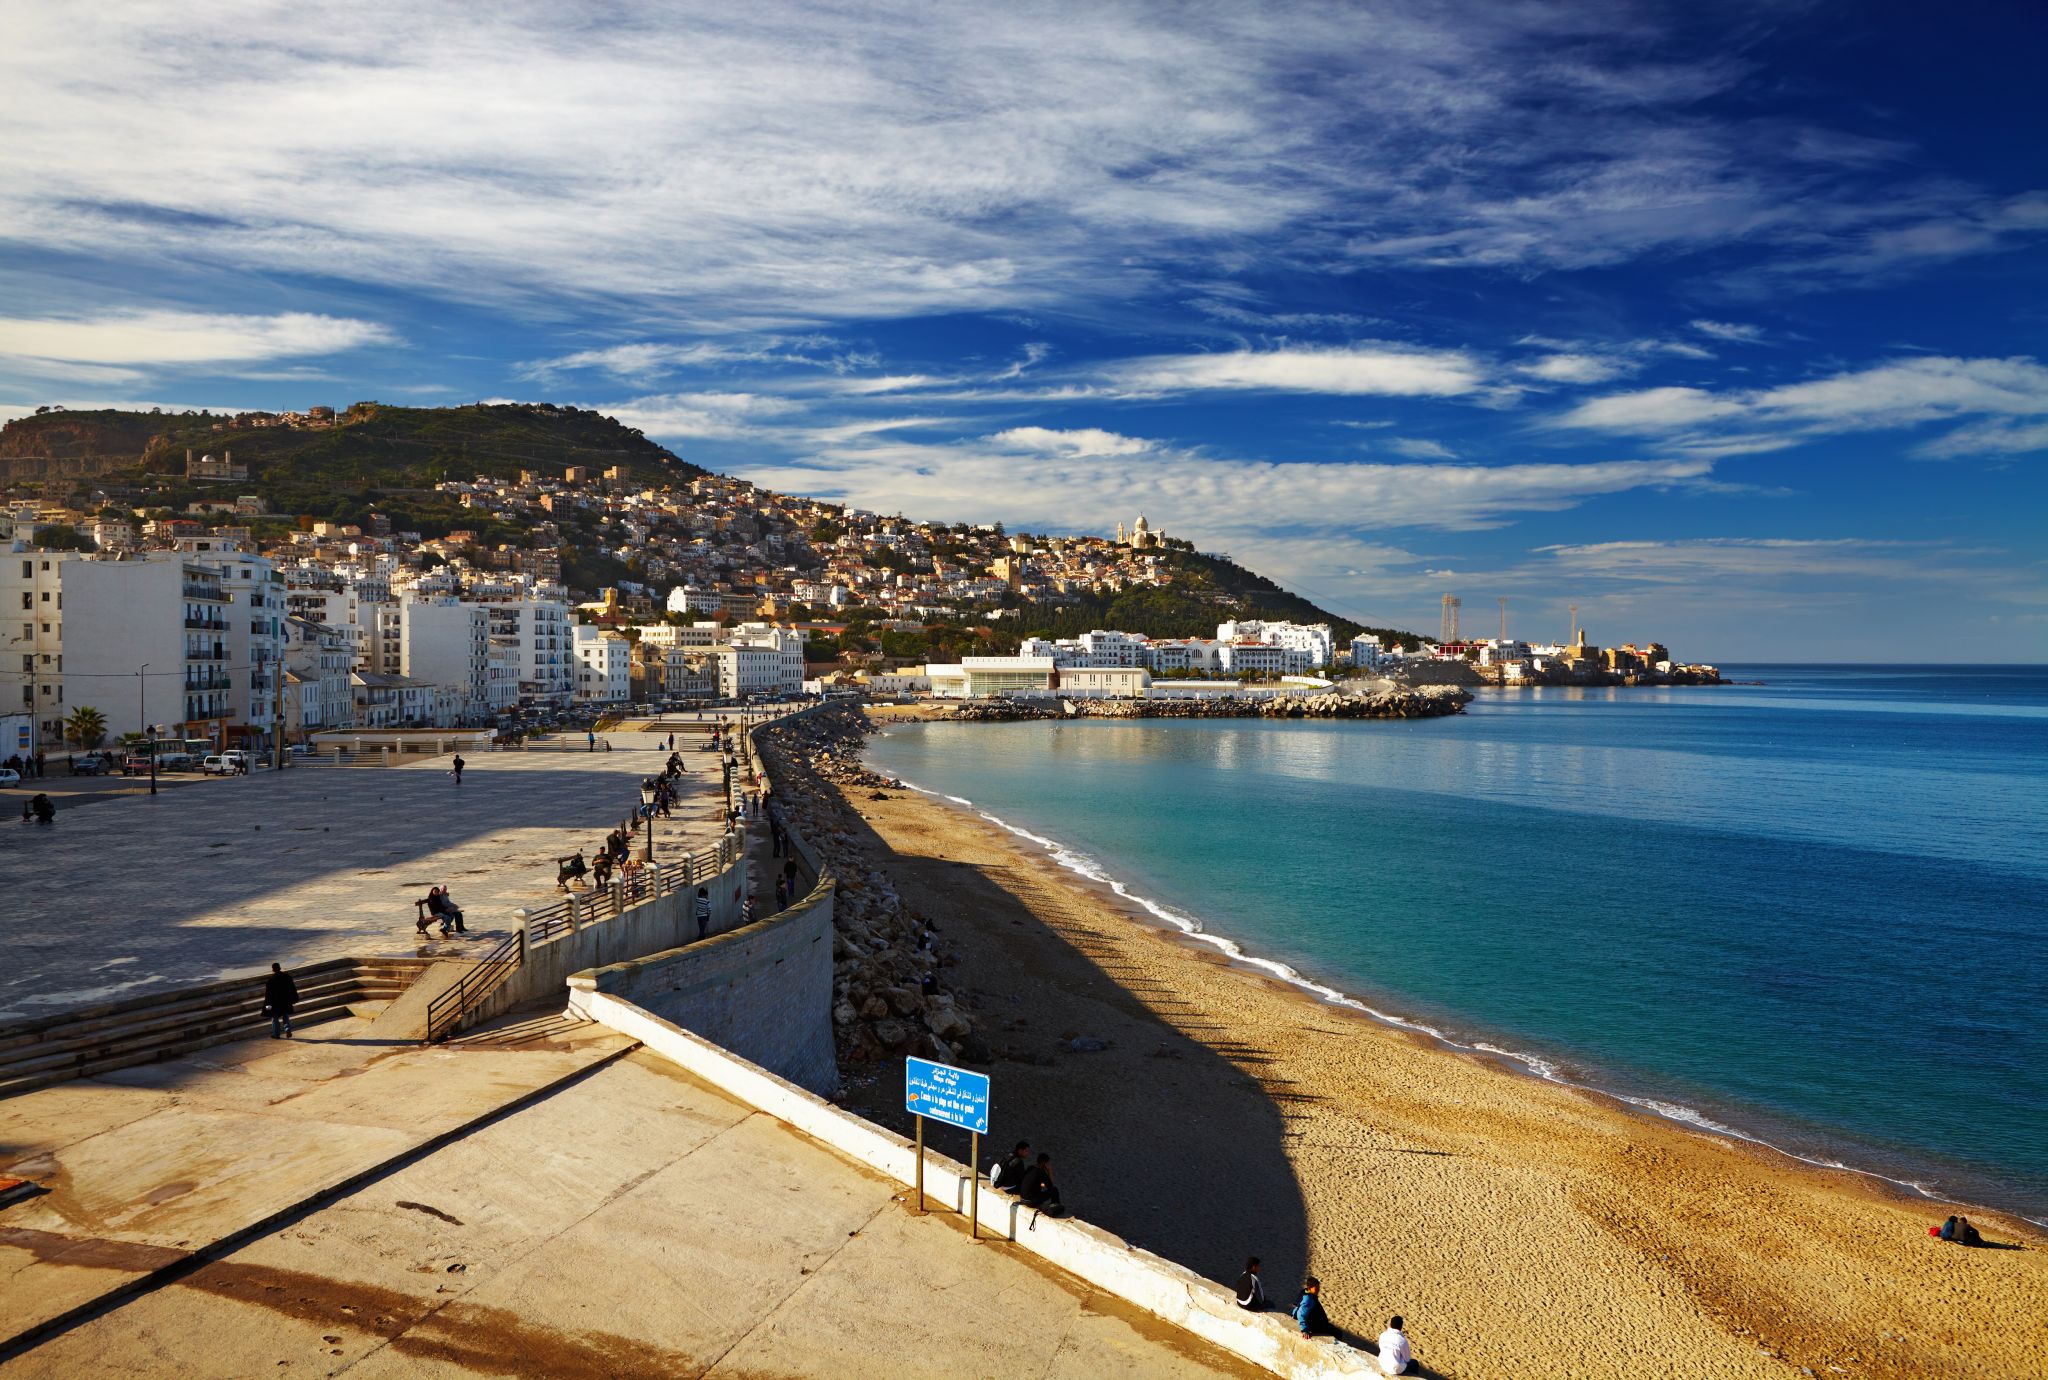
left=577, top=991, right=1384, bottom=1380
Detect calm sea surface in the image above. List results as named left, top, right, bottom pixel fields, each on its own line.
left=865, top=666, right=2048, bottom=1219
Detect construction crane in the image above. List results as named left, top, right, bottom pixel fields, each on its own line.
left=1440, top=593, right=1461, bottom=645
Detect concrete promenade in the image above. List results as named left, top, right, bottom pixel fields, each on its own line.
left=0, top=1027, right=1259, bottom=1378
left=0, top=732, right=730, bottom=1022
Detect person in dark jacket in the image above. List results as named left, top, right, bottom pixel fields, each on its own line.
left=1018, top=1153, right=1062, bottom=1213
left=1293, top=1278, right=1330, bottom=1338
left=1234, top=1257, right=1266, bottom=1311
left=992, top=1141, right=1031, bottom=1192
left=263, top=963, right=298, bottom=1039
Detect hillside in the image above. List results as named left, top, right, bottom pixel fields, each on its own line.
left=0, top=402, right=703, bottom=517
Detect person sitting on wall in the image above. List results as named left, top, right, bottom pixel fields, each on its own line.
left=990, top=1141, right=1031, bottom=1192
left=1293, top=1278, right=1332, bottom=1339
left=1017, top=1152, right=1063, bottom=1215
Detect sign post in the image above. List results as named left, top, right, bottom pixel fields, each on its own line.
left=904, top=1056, right=990, bottom=1240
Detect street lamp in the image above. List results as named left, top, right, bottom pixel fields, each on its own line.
left=638, top=777, right=658, bottom=862
left=137, top=664, right=157, bottom=797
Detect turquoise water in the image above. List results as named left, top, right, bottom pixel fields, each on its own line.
left=865, top=667, right=2048, bottom=1220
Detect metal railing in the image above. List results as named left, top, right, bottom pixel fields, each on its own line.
left=424, top=929, right=524, bottom=1043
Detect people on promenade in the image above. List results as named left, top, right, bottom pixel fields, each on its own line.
left=558, top=851, right=589, bottom=890
left=263, top=962, right=297, bottom=1039
left=1234, top=1257, right=1266, bottom=1311
left=450, top=754, right=465, bottom=784
left=992, top=1141, right=1030, bottom=1191
left=694, top=886, right=712, bottom=939
left=774, top=870, right=789, bottom=909
left=592, top=850, right=614, bottom=890
left=587, top=730, right=597, bottom=752
left=1376, top=1316, right=1413, bottom=1375
left=1018, top=1152, right=1063, bottom=1214
left=24, top=793, right=55, bottom=824
left=428, top=886, right=467, bottom=935
left=1292, top=1278, right=1330, bottom=1338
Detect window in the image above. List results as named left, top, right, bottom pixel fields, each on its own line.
left=19, top=561, right=29, bottom=577
left=18, top=594, right=27, bottom=610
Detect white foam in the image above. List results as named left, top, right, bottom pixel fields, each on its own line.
left=887, top=771, right=1993, bottom=1216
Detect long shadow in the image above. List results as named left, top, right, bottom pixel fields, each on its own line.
left=814, top=777, right=1320, bottom=1340
left=0, top=733, right=722, bottom=1021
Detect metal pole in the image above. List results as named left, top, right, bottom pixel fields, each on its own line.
left=914, top=1115, right=925, bottom=1214
left=969, top=1131, right=979, bottom=1240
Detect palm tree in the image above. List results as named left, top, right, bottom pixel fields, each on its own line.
left=64, top=706, right=107, bottom=750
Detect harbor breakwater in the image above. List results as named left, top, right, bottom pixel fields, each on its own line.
left=941, top=685, right=1471, bottom=721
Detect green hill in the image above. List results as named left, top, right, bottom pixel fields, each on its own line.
left=0, top=401, right=703, bottom=523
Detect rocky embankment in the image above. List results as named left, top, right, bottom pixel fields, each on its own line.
left=939, top=685, right=1471, bottom=721
left=752, top=707, right=980, bottom=1073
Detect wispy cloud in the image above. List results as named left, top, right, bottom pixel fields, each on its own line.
left=1106, top=345, right=1488, bottom=398
left=1689, top=319, right=1765, bottom=344
left=0, top=310, right=395, bottom=383
left=1553, top=356, right=2048, bottom=458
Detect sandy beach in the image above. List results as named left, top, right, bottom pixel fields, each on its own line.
left=822, top=708, right=2047, bottom=1380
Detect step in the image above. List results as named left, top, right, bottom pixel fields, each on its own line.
left=0, top=977, right=376, bottom=1070
left=0, top=974, right=371, bottom=1061
left=0, top=960, right=362, bottom=1048
left=0, top=1002, right=366, bottom=1097
left=0, top=993, right=372, bottom=1084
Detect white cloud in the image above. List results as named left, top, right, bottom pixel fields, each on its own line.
left=1689, top=319, right=1764, bottom=344
left=1109, top=345, right=1486, bottom=398
left=1516, top=353, right=1637, bottom=385
left=601, top=391, right=805, bottom=439
left=0, top=310, right=395, bottom=382
left=1385, top=438, right=1457, bottom=460
left=7, top=2, right=2025, bottom=329
left=1553, top=356, right=2048, bottom=457
left=1532, top=537, right=1996, bottom=585
left=986, top=426, right=1152, bottom=457
left=742, top=433, right=1713, bottom=537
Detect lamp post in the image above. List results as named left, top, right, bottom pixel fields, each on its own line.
left=137, top=664, right=157, bottom=797
left=638, top=777, right=657, bottom=862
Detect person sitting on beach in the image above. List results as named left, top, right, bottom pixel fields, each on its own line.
left=1017, top=1152, right=1062, bottom=1214
left=1234, top=1257, right=1265, bottom=1311
left=1938, top=1214, right=1986, bottom=1247
left=1376, top=1315, right=1413, bottom=1375
left=1293, top=1278, right=1331, bottom=1338
left=991, top=1141, right=1030, bottom=1192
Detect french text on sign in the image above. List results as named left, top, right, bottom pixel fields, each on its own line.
left=904, top=1056, right=989, bottom=1134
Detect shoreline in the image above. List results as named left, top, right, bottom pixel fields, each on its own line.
left=813, top=705, right=2046, bottom=1380
left=881, top=761, right=2034, bottom=1227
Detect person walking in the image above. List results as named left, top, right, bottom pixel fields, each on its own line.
left=1376, top=1316, right=1413, bottom=1376
left=1234, top=1258, right=1266, bottom=1311
left=694, top=886, right=712, bottom=939
left=450, top=753, right=465, bottom=784
left=263, top=963, right=298, bottom=1039
left=587, top=729, right=596, bottom=753
left=1292, top=1278, right=1331, bottom=1338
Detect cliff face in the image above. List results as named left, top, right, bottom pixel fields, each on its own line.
left=0, top=410, right=173, bottom=481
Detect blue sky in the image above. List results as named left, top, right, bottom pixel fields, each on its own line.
left=2, top=0, right=2043, bottom=660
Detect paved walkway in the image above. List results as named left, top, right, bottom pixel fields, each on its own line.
left=2, top=1037, right=1259, bottom=1379
left=0, top=1008, right=634, bottom=1354
left=0, top=734, right=731, bottom=1022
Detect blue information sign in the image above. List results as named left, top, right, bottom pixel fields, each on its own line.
left=904, top=1056, right=989, bottom=1135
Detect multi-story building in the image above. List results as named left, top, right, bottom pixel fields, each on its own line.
left=282, top=616, right=358, bottom=735
left=571, top=624, right=632, bottom=702
left=400, top=598, right=491, bottom=719
left=62, top=554, right=234, bottom=745
left=723, top=622, right=805, bottom=696
left=2, top=544, right=77, bottom=747
left=192, top=550, right=287, bottom=742
left=924, top=656, right=1057, bottom=699
left=1217, top=619, right=1333, bottom=668
left=485, top=599, right=574, bottom=707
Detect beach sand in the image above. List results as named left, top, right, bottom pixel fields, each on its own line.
left=830, top=716, right=2046, bottom=1379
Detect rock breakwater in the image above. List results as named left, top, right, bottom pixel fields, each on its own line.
left=753, top=706, right=979, bottom=1074
left=939, top=685, right=1470, bottom=722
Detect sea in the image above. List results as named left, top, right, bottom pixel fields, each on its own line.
left=863, top=665, right=2048, bottom=1222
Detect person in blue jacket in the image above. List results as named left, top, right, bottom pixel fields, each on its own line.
left=1293, top=1277, right=1330, bottom=1337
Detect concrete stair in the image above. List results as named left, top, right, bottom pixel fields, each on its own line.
left=0, top=958, right=434, bottom=1096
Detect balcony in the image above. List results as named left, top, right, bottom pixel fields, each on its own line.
left=187, top=644, right=227, bottom=662
left=184, top=616, right=228, bottom=631
left=185, top=673, right=231, bottom=692
left=182, top=584, right=225, bottom=602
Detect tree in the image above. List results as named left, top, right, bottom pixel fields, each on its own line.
left=64, top=706, right=108, bottom=750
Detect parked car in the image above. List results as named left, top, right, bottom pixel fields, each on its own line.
left=155, top=751, right=194, bottom=772
left=201, top=755, right=234, bottom=775
left=0, top=768, right=20, bottom=788
left=71, top=754, right=108, bottom=776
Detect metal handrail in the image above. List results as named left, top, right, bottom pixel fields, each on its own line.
left=424, top=928, right=524, bottom=1042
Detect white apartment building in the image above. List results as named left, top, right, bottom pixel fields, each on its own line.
left=724, top=622, right=805, bottom=695
left=282, top=616, right=357, bottom=734
left=62, top=554, right=235, bottom=744
left=1059, top=666, right=1151, bottom=698
left=192, top=550, right=287, bottom=740
left=710, top=643, right=787, bottom=699
left=401, top=598, right=491, bottom=719
left=485, top=599, right=574, bottom=707
left=572, top=624, right=632, bottom=702
left=1350, top=634, right=1389, bottom=671
left=666, top=585, right=723, bottom=616
left=1018, top=629, right=1151, bottom=669
left=1217, top=619, right=1334, bottom=668
left=1145, top=638, right=1225, bottom=674
left=3, top=545, right=77, bottom=747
